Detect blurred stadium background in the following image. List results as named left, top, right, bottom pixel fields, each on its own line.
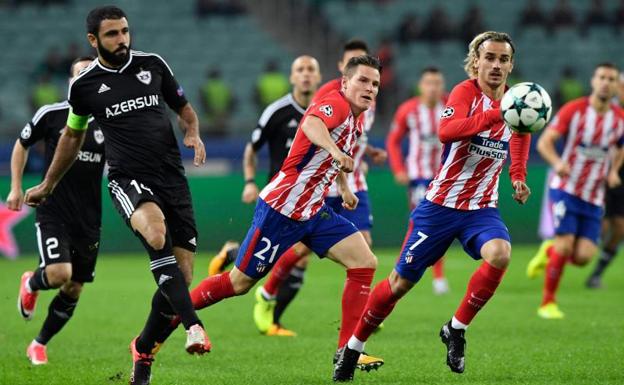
left=0, top=0, right=622, bottom=255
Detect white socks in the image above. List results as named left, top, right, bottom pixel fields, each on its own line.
left=451, top=316, right=468, bottom=330
left=347, top=336, right=365, bottom=353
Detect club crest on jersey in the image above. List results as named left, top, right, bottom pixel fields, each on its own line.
left=441, top=107, right=454, bottom=118
left=136, top=70, right=152, bottom=85
left=319, top=105, right=333, bottom=117
left=93, top=128, right=104, bottom=144
left=20, top=124, right=31, bottom=140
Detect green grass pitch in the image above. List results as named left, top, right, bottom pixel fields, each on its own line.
left=0, top=245, right=622, bottom=384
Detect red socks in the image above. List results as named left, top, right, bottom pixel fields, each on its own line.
left=338, top=268, right=375, bottom=348
left=263, top=247, right=302, bottom=297
left=454, top=261, right=506, bottom=326
left=432, top=257, right=445, bottom=279
left=353, top=279, right=400, bottom=342
left=542, top=246, right=568, bottom=306
left=190, top=271, right=236, bottom=310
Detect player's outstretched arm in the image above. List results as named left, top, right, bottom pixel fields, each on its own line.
left=177, top=103, right=206, bottom=166
left=537, top=128, right=569, bottom=177
left=301, top=115, right=353, bottom=172
left=24, top=126, right=85, bottom=207
left=241, top=143, right=259, bottom=204
left=6, top=140, right=29, bottom=211
left=386, top=103, right=409, bottom=183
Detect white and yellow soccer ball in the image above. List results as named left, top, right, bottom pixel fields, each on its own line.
left=501, top=82, right=552, bottom=133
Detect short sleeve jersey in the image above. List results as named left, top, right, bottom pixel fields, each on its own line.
left=19, top=101, right=105, bottom=235
left=548, top=97, right=624, bottom=206
left=260, top=90, right=362, bottom=220
left=250, top=93, right=306, bottom=181
left=67, top=50, right=188, bottom=183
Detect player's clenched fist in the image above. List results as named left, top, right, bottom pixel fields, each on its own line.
left=341, top=189, right=359, bottom=211
left=242, top=182, right=259, bottom=204
left=332, top=152, right=354, bottom=173
left=554, top=160, right=571, bottom=178
left=6, top=189, right=24, bottom=211
left=24, top=183, right=52, bottom=207
left=512, top=180, right=531, bottom=205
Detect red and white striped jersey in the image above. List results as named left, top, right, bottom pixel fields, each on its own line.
left=425, top=79, right=531, bottom=210
left=387, top=97, right=444, bottom=180
left=549, top=97, right=624, bottom=206
left=315, top=78, right=375, bottom=196
left=260, top=90, right=362, bottom=220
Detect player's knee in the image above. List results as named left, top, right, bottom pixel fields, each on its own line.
left=61, top=281, right=83, bottom=299
left=483, top=241, right=511, bottom=268
left=359, top=251, right=378, bottom=270
left=143, top=224, right=167, bottom=250
left=572, top=249, right=594, bottom=266
left=295, top=256, right=309, bottom=269
left=292, top=243, right=311, bottom=258
left=45, top=264, right=72, bottom=287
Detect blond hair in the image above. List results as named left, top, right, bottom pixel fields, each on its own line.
left=463, top=31, right=515, bottom=78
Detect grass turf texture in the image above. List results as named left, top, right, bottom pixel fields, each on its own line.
left=0, top=245, right=622, bottom=385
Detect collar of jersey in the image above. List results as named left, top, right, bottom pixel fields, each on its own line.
left=96, top=50, right=134, bottom=74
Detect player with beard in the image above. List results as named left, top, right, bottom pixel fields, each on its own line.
left=24, top=6, right=208, bottom=385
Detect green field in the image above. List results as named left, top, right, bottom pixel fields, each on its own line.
left=1, top=245, right=622, bottom=385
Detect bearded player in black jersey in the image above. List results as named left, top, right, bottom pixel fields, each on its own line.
left=24, top=6, right=208, bottom=385
left=10, top=56, right=100, bottom=365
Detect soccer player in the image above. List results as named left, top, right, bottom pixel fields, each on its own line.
left=23, top=6, right=209, bottom=384
left=206, top=55, right=323, bottom=334
left=533, top=62, right=624, bottom=318
left=168, top=55, right=381, bottom=379
left=10, top=56, right=100, bottom=365
left=386, top=66, right=451, bottom=295
left=252, top=41, right=386, bottom=351
left=334, top=31, right=532, bottom=381
left=586, top=72, right=624, bottom=288
left=208, top=56, right=323, bottom=280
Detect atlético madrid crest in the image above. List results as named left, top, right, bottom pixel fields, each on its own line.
left=136, top=70, right=152, bottom=85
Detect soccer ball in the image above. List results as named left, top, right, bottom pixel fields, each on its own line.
left=501, top=82, right=552, bottom=133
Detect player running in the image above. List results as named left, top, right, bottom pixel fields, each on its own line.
left=11, top=56, right=101, bottom=365
left=23, top=6, right=208, bottom=384
left=586, top=72, right=624, bottom=288
left=333, top=31, right=532, bottom=381
left=166, top=55, right=382, bottom=379
left=208, top=55, right=322, bottom=289
left=252, top=41, right=386, bottom=353
left=532, top=62, right=624, bottom=319
left=386, top=66, right=450, bottom=295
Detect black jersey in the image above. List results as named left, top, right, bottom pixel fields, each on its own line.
left=67, top=50, right=188, bottom=183
left=250, top=93, right=306, bottom=181
left=19, top=101, right=105, bottom=236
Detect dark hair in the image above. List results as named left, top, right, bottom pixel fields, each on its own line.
left=344, top=55, right=382, bottom=78
left=86, top=5, right=127, bottom=35
left=69, top=55, right=95, bottom=76
left=421, top=66, right=442, bottom=76
left=343, top=39, right=369, bottom=54
left=595, top=62, right=620, bottom=72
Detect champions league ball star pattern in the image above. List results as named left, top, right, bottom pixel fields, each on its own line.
left=501, top=82, right=552, bottom=133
